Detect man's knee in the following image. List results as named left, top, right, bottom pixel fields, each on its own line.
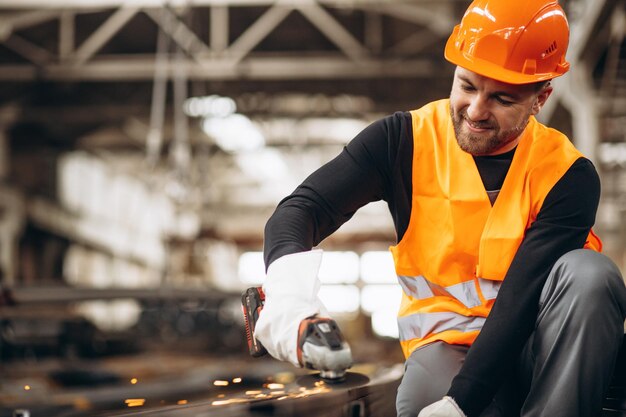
left=544, top=249, right=626, bottom=318
left=552, top=250, right=623, bottom=293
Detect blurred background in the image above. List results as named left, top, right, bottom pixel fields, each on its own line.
left=0, top=0, right=623, bottom=416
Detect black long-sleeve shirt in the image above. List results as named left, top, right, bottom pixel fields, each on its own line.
left=264, top=111, right=600, bottom=416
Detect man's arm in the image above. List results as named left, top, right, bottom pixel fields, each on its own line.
left=263, top=112, right=412, bottom=268
left=257, top=113, right=410, bottom=369
left=447, top=158, right=601, bottom=416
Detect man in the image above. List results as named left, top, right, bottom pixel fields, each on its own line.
left=255, top=0, right=626, bottom=416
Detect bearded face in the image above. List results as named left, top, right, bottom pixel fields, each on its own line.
left=450, top=105, right=532, bottom=156
left=449, top=67, right=550, bottom=156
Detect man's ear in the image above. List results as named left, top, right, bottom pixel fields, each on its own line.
left=531, top=85, right=553, bottom=115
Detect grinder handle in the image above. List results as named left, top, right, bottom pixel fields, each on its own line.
left=242, top=286, right=268, bottom=357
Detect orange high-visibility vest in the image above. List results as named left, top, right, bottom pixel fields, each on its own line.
left=390, top=99, right=601, bottom=359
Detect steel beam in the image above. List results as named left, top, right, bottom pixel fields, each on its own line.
left=0, top=9, right=61, bottom=35
left=144, top=7, right=213, bottom=58
left=387, top=27, right=441, bottom=56
left=561, top=63, right=601, bottom=162
left=296, top=2, right=369, bottom=61
left=363, top=2, right=454, bottom=36
left=2, top=34, right=53, bottom=65
left=0, top=0, right=456, bottom=81
left=71, top=5, right=140, bottom=66
left=0, top=0, right=465, bottom=9
left=59, top=11, right=75, bottom=60
left=210, top=5, right=229, bottom=53
left=225, top=5, right=291, bottom=63
left=0, top=55, right=437, bottom=80
left=364, top=10, right=382, bottom=54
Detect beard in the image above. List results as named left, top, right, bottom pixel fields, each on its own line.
left=450, top=107, right=530, bottom=156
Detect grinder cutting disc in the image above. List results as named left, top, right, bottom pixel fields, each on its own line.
left=296, top=371, right=370, bottom=389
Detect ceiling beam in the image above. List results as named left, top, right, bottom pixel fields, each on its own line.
left=387, top=27, right=441, bottom=56
left=59, top=11, right=76, bottom=60
left=296, top=2, right=369, bottom=61
left=144, top=7, right=213, bottom=58
left=0, top=1, right=457, bottom=81
left=71, top=5, right=140, bottom=65
left=0, top=10, right=62, bottom=37
left=2, top=34, right=54, bottom=65
left=363, top=2, right=455, bottom=36
left=225, top=5, right=291, bottom=63
left=210, top=5, right=228, bottom=53
left=0, top=0, right=463, bottom=9
left=0, top=55, right=439, bottom=80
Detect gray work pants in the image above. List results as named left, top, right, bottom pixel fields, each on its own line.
left=396, top=249, right=626, bottom=417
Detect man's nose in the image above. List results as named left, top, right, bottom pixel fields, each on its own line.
left=466, top=95, right=489, bottom=121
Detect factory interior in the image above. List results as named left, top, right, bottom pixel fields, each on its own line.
left=0, top=0, right=625, bottom=416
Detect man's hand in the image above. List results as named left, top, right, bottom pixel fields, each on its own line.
left=418, top=397, right=466, bottom=417
left=254, top=250, right=328, bottom=367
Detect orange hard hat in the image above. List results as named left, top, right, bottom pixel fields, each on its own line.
left=444, top=0, right=570, bottom=84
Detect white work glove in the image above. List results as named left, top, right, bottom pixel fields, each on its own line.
left=418, top=397, right=466, bottom=417
left=254, top=249, right=329, bottom=367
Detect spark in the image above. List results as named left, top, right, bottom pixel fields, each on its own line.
left=125, top=399, right=146, bottom=407
left=212, top=398, right=248, bottom=406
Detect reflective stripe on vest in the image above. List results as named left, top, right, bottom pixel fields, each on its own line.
left=397, top=311, right=486, bottom=341
left=398, top=275, right=501, bottom=308
left=478, top=277, right=501, bottom=300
